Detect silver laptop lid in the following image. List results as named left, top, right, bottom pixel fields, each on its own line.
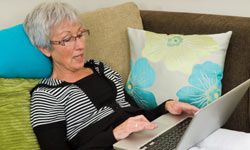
left=113, top=79, right=250, bottom=150
left=177, top=79, right=250, bottom=150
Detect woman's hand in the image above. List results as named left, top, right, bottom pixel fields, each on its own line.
left=113, top=115, right=157, bottom=140
left=165, top=100, right=199, bottom=115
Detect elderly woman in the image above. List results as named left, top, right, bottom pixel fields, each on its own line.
left=24, top=2, right=198, bottom=150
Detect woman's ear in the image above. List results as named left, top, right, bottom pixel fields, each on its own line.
left=39, top=47, right=51, bottom=57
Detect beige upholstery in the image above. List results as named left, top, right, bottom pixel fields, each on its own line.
left=80, top=2, right=143, bottom=82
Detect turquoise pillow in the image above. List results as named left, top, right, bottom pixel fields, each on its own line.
left=0, top=24, right=52, bottom=78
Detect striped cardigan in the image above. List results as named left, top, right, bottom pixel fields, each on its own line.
left=30, top=60, right=167, bottom=150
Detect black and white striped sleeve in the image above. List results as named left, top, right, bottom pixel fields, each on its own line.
left=30, top=89, right=66, bottom=127
left=30, top=89, right=71, bottom=150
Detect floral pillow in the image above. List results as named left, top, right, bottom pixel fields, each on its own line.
left=126, top=28, right=232, bottom=109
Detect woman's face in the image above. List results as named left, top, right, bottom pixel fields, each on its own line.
left=48, top=20, right=87, bottom=72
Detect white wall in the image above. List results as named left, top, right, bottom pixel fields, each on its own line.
left=1, top=0, right=250, bottom=29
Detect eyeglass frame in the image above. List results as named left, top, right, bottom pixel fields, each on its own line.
left=50, top=29, right=90, bottom=46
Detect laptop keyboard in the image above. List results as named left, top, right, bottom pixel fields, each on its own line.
left=140, top=117, right=192, bottom=150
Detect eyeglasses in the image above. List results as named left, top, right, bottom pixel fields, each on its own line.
left=50, top=29, right=90, bottom=46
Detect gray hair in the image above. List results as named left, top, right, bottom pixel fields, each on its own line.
left=24, top=2, right=82, bottom=49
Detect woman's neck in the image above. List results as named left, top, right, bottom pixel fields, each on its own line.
left=51, top=67, right=93, bottom=83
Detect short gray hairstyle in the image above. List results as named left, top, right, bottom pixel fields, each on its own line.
left=24, top=2, right=82, bottom=49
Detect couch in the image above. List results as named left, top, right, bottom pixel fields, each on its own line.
left=139, top=10, right=250, bottom=132
left=0, top=3, right=250, bottom=149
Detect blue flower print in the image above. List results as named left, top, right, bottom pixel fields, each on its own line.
left=125, top=58, right=157, bottom=110
left=177, top=61, right=223, bottom=108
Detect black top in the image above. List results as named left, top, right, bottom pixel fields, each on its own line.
left=30, top=60, right=168, bottom=150
left=75, top=71, right=115, bottom=110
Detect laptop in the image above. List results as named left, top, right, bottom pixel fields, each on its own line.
left=113, top=79, right=250, bottom=150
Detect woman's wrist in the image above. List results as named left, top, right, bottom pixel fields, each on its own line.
left=165, top=99, right=175, bottom=112
left=113, top=127, right=121, bottom=141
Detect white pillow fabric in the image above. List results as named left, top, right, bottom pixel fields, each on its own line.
left=126, top=28, right=232, bottom=109
left=190, top=128, right=250, bottom=150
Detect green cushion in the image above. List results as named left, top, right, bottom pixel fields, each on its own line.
left=0, top=78, right=39, bottom=150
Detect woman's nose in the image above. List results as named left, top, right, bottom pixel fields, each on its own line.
left=75, top=38, right=86, bottom=49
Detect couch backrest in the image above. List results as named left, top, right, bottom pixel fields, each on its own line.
left=82, top=2, right=143, bottom=82
left=140, top=10, right=250, bottom=132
